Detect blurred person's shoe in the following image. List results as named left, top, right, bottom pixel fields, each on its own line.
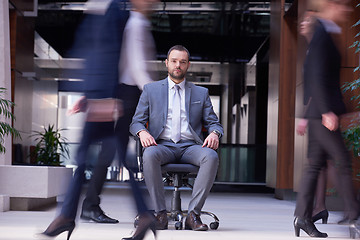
left=294, top=217, right=327, bottom=238
left=155, top=210, right=168, bottom=230
left=338, top=217, right=356, bottom=225
left=80, top=207, right=119, bottom=224
left=122, top=212, right=156, bottom=240
left=185, top=211, right=208, bottom=231
left=349, top=222, right=360, bottom=238
left=312, top=210, right=329, bottom=224
left=38, top=215, right=75, bottom=240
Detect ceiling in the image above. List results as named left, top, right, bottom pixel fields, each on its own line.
left=34, top=1, right=293, bottom=63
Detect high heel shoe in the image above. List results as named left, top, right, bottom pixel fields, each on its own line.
left=312, top=210, right=329, bottom=224
left=122, top=212, right=156, bottom=240
left=294, top=217, right=328, bottom=238
left=39, top=216, right=75, bottom=240
left=349, top=223, right=360, bottom=239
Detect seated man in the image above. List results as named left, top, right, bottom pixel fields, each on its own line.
left=130, top=45, right=223, bottom=231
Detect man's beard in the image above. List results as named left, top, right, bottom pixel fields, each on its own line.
left=169, top=69, right=185, bottom=80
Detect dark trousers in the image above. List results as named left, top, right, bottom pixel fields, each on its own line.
left=61, top=121, right=115, bottom=219
left=294, top=119, right=359, bottom=220
left=81, top=84, right=146, bottom=214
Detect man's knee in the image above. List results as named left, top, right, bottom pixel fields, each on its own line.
left=143, top=146, right=162, bottom=167
left=201, top=149, right=219, bottom=168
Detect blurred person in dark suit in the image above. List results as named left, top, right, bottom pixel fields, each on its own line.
left=80, top=0, right=157, bottom=225
left=39, top=1, right=159, bottom=240
left=293, top=0, right=357, bottom=238
left=296, top=10, right=338, bottom=226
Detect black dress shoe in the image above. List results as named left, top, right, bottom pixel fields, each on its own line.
left=312, top=210, right=329, bottom=224
left=185, top=211, right=208, bottom=231
left=80, top=208, right=119, bottom=224
left=294, top=217, right=327, bottom=238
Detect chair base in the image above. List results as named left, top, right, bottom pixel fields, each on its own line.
left=134, top=210, right=219, bottom=230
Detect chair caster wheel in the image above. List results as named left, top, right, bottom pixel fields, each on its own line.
left=175, top=221, right=183, bottom=230
left=134, top=214, right=141, bottom=228
left=210, top=221, right=219, bottom=230
left=134, top=218, right=139, bottom=228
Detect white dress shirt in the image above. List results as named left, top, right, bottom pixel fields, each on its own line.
left=119, top=11, right=156, bottom=90
left=159, top=78, right=195, bottom=142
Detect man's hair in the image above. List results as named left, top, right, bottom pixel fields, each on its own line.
left=167, top=45, right=190, bottom=60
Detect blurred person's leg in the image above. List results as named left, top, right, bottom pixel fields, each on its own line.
left=294, top=120, right=329, bottom=238
left=312, top=166, right=329, bottom=223
left=81, top=136, right=118, bottom=223
left=313, top=123, right=358, bottom=221
left=43, top=122, right=115, bottom=236
left=296, top=119, right=359, bottom=220
left=80, top=85, right=141, bottom=223
left=115, top=84, right=148, bottom=213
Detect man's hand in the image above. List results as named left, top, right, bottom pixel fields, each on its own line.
left=296, top=119, right=308, bottom=136
left=202, top=132, right=219, bottom=150
left=138, top=130, right=157, bottom=148
left=322, top=111, right=339, bottom=131
left=68, top=96, right=87, bottom=115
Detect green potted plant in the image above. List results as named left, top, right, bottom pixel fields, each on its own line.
left=0, top=87, right=21, bottom=153
left=342, top=1, right=360, bottom=175
left=30, top=125, right=70, bottom=166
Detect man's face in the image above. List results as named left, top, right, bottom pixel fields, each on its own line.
left=165, top=50, right=190, bottom=83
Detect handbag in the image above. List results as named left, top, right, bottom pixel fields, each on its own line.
left=86, top=98, right=123, bottom=122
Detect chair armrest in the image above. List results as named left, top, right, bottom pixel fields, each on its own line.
left=135, top=136, right=143, bottom=172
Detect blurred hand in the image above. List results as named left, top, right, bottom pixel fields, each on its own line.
left=296, top=119, right=308, bottom=136
left=138, top=130, right=157, bottom=148
left=202, top=132, right=219, bottom=150
left=68, top=96, right=87, bottom=115
left=322, top=112, right=339, bottom=131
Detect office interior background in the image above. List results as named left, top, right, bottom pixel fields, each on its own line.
left=0, top=0, right=359, bottom=211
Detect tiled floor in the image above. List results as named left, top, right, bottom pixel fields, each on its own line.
left=0, top=183, right=354, bottom=240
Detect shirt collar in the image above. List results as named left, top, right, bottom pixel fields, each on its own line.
left=318, top=18, right=342, bottom=34
left=167, top=77, right=186, bottom=90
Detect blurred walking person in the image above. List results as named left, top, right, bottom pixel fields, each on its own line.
left=80, top=0, right=158, bottom=227
left=38, top=1, right=159, bottom=240
left=293, top=0, right=357, bottom=238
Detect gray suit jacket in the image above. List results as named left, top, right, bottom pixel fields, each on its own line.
left=130, top=78, right=223, bottom=144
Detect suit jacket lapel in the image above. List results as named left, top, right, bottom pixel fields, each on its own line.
left=185, top=81, right=191, bottom=119
left=162, top=79, right=169, bottom=124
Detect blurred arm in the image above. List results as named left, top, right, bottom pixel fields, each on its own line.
left=125, top=14, right=154, bottom=90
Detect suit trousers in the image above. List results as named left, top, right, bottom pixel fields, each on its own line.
left=142, top=140, right=219, bottom=215
left=294, top=119, right=359, bottom=220
left=82, top=84, right=145, bottom=213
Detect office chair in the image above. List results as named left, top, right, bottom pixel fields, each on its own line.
left=135, top=137, right=219, bottom=230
